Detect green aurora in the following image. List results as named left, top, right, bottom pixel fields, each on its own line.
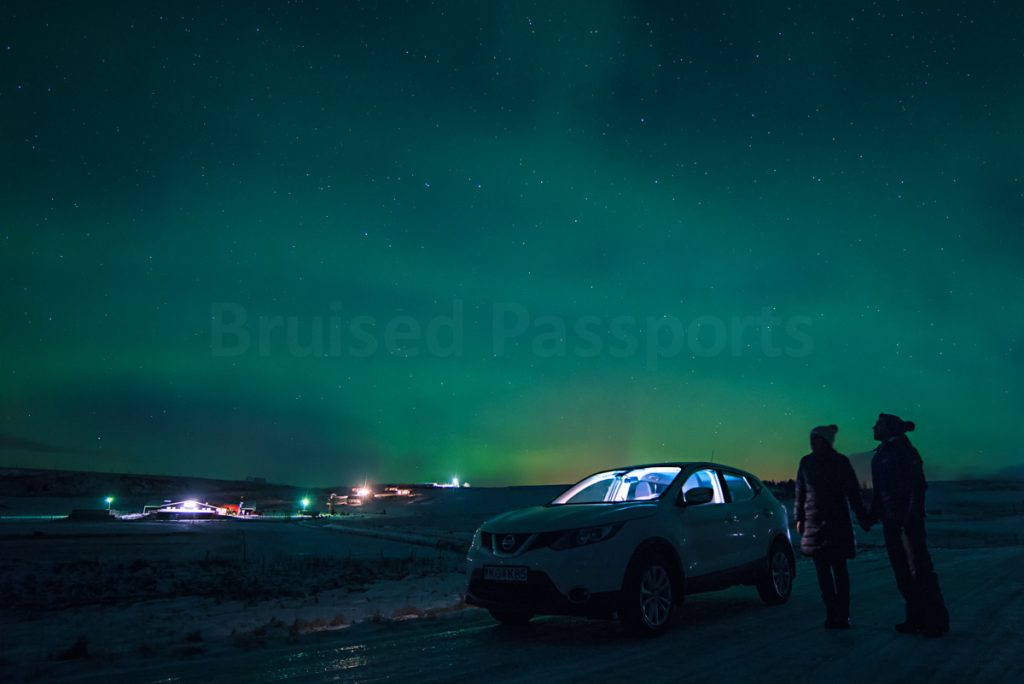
left=1, top=1, right=1022, bottom=486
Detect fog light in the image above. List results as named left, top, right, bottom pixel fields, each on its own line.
left=568, top=587, right=590, bottom=604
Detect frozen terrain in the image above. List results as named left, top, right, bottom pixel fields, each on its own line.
left=0, top=480, right=1021, bottom=682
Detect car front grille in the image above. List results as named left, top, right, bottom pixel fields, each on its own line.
left=489, top=532, right=530, bottom=555
left=481, top=530, right=564, bottom=555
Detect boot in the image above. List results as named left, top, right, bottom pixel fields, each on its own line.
left=834, top=597, right=851, bottom=629
left=824, top=606, right=850, bottom=629
left=922, top=576, right=950, bottom=635
left=823, top=597, right=840, bottom=629
left=894, top=603, right=921, bottom=634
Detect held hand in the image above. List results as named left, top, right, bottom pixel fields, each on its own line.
left=859, top=513, right=876, bottom=531
left=796, top=520, right=804, bottom=534
left=904, top=511, right=924, bottom=526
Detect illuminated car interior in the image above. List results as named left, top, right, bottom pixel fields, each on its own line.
left=551, top=467, right=682, bottom=504
left=681, top=468, right=726, bottom=504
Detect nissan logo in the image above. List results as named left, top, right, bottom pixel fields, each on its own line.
left=501, top=534, right=516, bottom=552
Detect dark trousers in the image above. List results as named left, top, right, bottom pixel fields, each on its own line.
left=812, top=554, right=850, bottom=622
left=882, top=518, right=950, bottom=631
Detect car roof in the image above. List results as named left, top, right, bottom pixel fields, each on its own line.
left=601, top=462, right=762, bottom=481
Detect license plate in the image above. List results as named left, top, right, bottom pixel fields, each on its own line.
left=484, top=565, right=528, bottom=582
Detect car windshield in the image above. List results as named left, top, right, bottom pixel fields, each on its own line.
left=550, top=466, right=683, bottom=505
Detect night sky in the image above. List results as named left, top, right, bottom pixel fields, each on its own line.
left=2, top=1, right=1022, bottom=487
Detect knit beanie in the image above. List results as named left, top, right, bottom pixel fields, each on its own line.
left=810, top=424, right=839, bottom=446
left=878, top=413, right=916, bottom=434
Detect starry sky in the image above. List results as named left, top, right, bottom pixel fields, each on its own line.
left=1, top=1, right=1022, bottom=487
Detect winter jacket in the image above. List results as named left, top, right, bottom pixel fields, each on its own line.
left=870, top=433, right=927, bottom=525
left=794, top=448, right=869, bottom=558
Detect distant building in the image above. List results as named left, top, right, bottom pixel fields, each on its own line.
left=326, top=493, right=347, bottom=513
left=348, top=487, right=370, bottom=506
left=142, top=500, right=226, bottom=519
left=220, top=503, right=257, bottom=516
left=383, top=486, right=412, bottom=496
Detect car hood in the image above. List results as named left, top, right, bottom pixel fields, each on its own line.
left=482, top=501, right=659, bottom=533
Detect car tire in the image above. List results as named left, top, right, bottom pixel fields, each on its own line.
left=756, top=541, right=794, bottom=605
left=620, top=551, right=676, bottom=636
left=489, top=609, right=533, bottom=626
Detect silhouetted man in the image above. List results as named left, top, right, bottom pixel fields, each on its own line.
left=869, top=413, right=949, bottom=637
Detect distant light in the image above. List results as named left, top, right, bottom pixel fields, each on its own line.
left=301, top=497, right=310, bottom=509
left=104, top=496, right=114, bottom=504
left=355, top=487, right=370, bottom=497
left=183, top=500, right=199, bottom=510
left=452, top=477, right=459, bottom=487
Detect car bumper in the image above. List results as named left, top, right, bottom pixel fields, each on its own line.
left=465, top=567, right=619, bottom=618
left=465, top=537, right=632, bottom=617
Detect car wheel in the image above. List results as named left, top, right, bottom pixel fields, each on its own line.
left=756, top=541, right=794, bottom=605
left=621, top=552, right=676, bottom=636
left=489, top=609, right=533, bottom=626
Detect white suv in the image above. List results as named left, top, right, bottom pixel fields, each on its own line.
left=465, top=462, right=795, bottom=635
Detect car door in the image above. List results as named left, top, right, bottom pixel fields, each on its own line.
left=718, top=469, right=764, bottom=569
left=675, top=467, right=731, bottom=579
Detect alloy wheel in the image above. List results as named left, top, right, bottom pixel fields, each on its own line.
left=639, top=564, right=673, bottom=629
left=771, top=550, right=792, bottom=597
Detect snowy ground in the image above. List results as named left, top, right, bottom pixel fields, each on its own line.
left=1, top=481, right=1021, bottom=682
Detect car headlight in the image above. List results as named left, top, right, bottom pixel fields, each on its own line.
left=550, top=523, right=623, bottom=551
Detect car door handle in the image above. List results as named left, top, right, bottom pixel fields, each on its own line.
left=724, top=514, right=739, bottom=523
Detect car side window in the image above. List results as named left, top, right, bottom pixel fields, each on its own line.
left=681, top=468, right=725, bottom=504
left=722, top=471, right=755, bottom=503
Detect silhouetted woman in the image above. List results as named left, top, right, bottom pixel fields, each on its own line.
left=870, top=413, right=950, bottom=637
left=795, top=424, right=871, bottom=628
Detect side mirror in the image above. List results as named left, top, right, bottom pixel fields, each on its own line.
left=680, top=486, right=714, bottom=506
